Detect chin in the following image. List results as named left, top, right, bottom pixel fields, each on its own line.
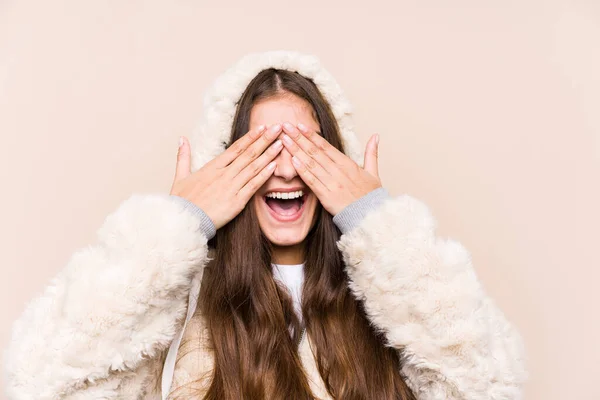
left=253, top=191, right=318, bottom=247
left=263, top=231, right=309, bottom=247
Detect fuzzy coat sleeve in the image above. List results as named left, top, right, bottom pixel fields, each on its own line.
left=336, top=193, right=527, bottom=400
left=3, top=193, right=212, bottom=400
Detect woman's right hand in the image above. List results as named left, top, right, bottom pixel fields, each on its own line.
left=170, top=124, right=283, bottom=230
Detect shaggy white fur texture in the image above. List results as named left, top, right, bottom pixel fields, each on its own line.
left=3, top=51, right=527, bottom=399
left=4, top=194, right=210, bottom=399
left=337, top=194, right=528, bottom=399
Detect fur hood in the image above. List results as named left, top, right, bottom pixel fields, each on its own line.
left=188, top=50, right=364, bottom=172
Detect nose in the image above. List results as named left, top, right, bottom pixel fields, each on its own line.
left=273, top=145, right=298, bottom=182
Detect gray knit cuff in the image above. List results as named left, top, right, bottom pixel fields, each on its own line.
left=332, top=187, right=390, bottom=234
left=169, top=195, right=217, bottom=240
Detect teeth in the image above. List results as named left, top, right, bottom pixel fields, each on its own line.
left=266, top=190, right=304, bottom=199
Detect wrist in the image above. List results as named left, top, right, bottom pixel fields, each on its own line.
left=332, top=187, right=390, bottom=234
left=169, top=195, right=217, bottom=240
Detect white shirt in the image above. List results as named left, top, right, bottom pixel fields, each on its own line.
left=272, top=262, right=305, bottom=325
left=161, top=262, right=305, bottom=399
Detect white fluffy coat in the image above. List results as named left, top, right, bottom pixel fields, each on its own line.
left=3, top=51, right=527, bottom=399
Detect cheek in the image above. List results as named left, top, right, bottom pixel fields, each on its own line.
left=252, top=194, right=262, bottom=216
left=308, top=198, right=320, bottom=228
left=252, top=194, right=271, bottom=232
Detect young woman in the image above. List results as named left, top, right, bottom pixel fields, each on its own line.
left=4, top=51, right=527, bottom=399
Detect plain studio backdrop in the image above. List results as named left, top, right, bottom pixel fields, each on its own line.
left=1, top=1, right=598, bottom=399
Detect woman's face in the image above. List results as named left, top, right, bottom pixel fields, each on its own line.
left=250, top=94, right=320, bottom=251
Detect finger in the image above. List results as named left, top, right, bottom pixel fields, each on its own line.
left=282, top=122, right=344, bottom=180
left=233, top=138, right=283, bottom=191
left=174, top=136, right=191, bottom=182
left=237, top=160, right=277, bottom=203
left=213, top=124, right=267, bottom=169
left=225, top=124, right=282, bottom=178
left=291, top=155, right=329, bottom=199
left=281, top=131, right=334, bottom=189
left=296, top=123, right=355, bottom=170
left=363, top=134, right=380, bottom=178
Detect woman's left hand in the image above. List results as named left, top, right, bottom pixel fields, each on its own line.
left=281, top=122, right=383, bottom=216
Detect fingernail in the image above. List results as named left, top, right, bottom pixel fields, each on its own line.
left=283, top=122, right=294, bottom=131
left=257, top=125, right=266, bottom=133
left=282, top=134, right=293, bottom=146
left=297, top=123, right=308, bottom=132
left=273, top=139, right=282, bottom=149
left=268, top=161, right=276, bottom=170
left=270, top=124, right=282, bottom=134
left=178, top=137, right=184, bottom=147
left=292, top=156, right=301, bottom=167
left=375, top=134, right=380, bottom=145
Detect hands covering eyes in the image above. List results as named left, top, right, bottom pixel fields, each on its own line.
left=170, top=121, right=383, bottom=233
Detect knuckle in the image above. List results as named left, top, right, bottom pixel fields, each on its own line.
left=251, top=161, right=262, bottom=176
left=234, top=189, right=245, bottom=201
left=248, top=179, right=260, bottom=192
left=232, top=143, right=244, bottom=156
left=230, top=194, right=242, bottom=209
left=306, top=158, right=317, bottom=170
left=262, top=133, right=273, bottom=143
left=307, top=146, right=319, bottom=157
left=246, top=148, right=258, bottom=160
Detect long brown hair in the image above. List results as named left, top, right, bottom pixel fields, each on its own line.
left=182, top=69, right=415, bottom=399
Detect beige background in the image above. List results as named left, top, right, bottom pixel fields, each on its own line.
left=1, top=1, right=599, bottom=399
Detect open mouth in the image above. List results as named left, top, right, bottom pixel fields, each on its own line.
left=263, top=190, right=308, bottom=222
